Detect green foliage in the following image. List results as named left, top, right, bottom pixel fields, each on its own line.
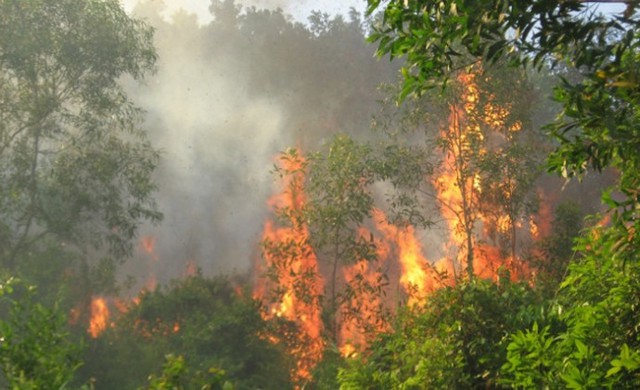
left=306, top=135, right=377, bottom=253
left=79, top=276, right=292, bottom=390
left=548, top=29, right=640, bottom=255
left=311, top=348, right=345, bottom=389
left=501, top=322, right=559, bottom=388
left=0, top=278, right=82, bottom=389
left=338, top=278, right=542, bottom=388
left=0, top=0, right=161, bottom=277
left=305, top=136, right=380, bottom=329
left=367, top=0, right=635, bottom=94
left=530, top=201, right=584, bottom=290
left=501, top=224, right=640, bottom=388
left=143, top=354, right=234, bottom=390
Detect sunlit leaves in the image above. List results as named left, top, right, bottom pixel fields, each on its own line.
left=339, top=279, right=542, bottom=388
left=501, top=224, right=640, bottom=388
left=0, top=278, right=82, bottom=389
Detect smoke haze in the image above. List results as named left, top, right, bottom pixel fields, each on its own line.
left=118, top=0, right=612, bottom=293
left=119, top=0, right=397, bottom=290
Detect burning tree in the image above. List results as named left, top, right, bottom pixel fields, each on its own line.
left=252, top=55, right=550, bottom=388
left=79, top=275, right=292, bottom=389
left=254, top=136, right=432, bottom=381
left=254, top=73, right=544, bottom=379
left=254, top=148, right=325, bottom=385
left=303, top=136, right=381, bottom=341
left=434, top=71, right=486, bottom=279
left=365, top=1, right=640, bottom=388
left=380, top=65, right=543, bottom=282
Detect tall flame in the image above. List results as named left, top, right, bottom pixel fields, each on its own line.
left=140, top=235, right=159, bottom=291
left=433, top=70, right=532, bottom=280
left=254, top=151, right=324, bottom=384
left=337, top=225, right=395, bottom=357
left=88, top=297, right=110, bottom=338
left=339, top=258, right=389, bottom=357
left=432, top=71, right=482, bottom=276
left=140, top=236, right=159, bottom=261
left=372, top=209, right=443, bottom=305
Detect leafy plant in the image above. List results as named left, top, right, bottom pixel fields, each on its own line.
left=339, top=278, right=542, bottom=388
left=0, top=278, right=83, bottom=389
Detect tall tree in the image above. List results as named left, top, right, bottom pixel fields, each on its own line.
left=366, top=0, right=639, bottom=237
left=0, top=0, right=161, bottom=287
left=374, top=65, right=542, bottom=280
left=305, top=135, right=379, bottom=340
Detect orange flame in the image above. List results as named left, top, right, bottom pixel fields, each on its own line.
left=433, top=70, right=532, bottom=281
left=433, top=73, right=480, bottom=275
left=140, top=236, right=159, bottom=261
left=372, top=209, right=442, bottom=305
left=184, top=259, right=198, bottom=277
left=139, top=235, right=159, bottom=291
left=254, top=151, right=324, bottom=384
left=338, top=227, right=391, bottom=357
left=88, top=297, right=110, bottom=338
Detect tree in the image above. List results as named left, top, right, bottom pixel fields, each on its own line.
left=365, top=0, right=640, bottom=387
left=274, top=135, right=429, bottom=338
left=0, top=0, right=161, bottom=284
left=304, top=135, right=380, bottom=339
left=373, top=64, right=543, bottom=280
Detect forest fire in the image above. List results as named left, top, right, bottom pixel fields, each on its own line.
left=88, top=297, right=110, bottom=338
left=83, top=235, right=170, bottom=338
left=339, top=259, right=388, bottom=357
left=140, top=235, right=159, bottom=291
left=252, top=71, right=547, bottom=374
left=140, top=236, right=159, bottom=261
left=431, top=70, right=534, bottom=281
left=338, top=224, right=394, bottom=357
left=372, top=208, right=442, bottom=306
left=432, top=71, right=483, bottom=278
left=253, top=151, right=325, bottom=384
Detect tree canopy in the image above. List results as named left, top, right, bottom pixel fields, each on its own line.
left=0, top=0, right=161, bottom=275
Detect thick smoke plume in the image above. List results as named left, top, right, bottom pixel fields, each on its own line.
left=118, top=0, right=397, bottom=290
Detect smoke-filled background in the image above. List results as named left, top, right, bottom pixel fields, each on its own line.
left=116, top=0, right=618, bottom=293
left=118, top=0, right=399, bottom=288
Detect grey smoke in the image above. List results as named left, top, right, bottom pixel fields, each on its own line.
left=117, top=0, right=396, bottom=291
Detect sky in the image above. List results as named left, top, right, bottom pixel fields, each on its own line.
left=119, top=0, right=626, bottom=26
left=120, top=0, right=368, bottom=24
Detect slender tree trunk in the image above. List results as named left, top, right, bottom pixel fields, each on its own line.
left=510, top=216, right=517, bottom=263
left=466, top=228, right=474, bottom=279
left=330, top=229, right=340, bottom=342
